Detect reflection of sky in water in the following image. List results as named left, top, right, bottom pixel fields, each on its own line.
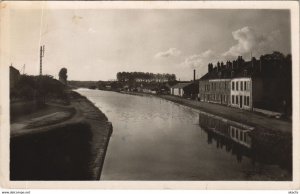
left=77, top=89, right=291, bottom=181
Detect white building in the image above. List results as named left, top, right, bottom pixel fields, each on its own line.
left=170, top=82, right=193, bottom=97
left=230, top=77, right=264, bottom=110
left=230, top=78, right=252, bottom=110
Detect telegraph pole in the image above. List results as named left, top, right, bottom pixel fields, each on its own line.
left=38, top=45, right=45, bottom=106
left=40, top=45, right=45, bottom=75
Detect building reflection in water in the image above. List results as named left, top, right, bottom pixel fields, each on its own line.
left=199, top=111, right=292, bottom=172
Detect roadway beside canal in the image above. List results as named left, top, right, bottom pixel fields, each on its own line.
left=159, top=95, right=292, bottom=134
left=119, top=90, right=291, bottom=134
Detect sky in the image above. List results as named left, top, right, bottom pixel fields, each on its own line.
left=9, top=9, right=291, bottom=81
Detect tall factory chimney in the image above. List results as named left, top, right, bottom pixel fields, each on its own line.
left=193, top=69, right=196, bottom=82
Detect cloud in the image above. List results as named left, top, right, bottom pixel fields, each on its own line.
left=154, top=48, right=181, bottom=58
left=222, top=26, right=281, bottom=60
left=173, top=27, right=284, bottom=78
left=181, top=49, right=217, bottom=69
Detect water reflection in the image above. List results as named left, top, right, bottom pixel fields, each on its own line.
left=77, top=89, right=292, bottom=180
left=199, top=112, right=292, bottom=174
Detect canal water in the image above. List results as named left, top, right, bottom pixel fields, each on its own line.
left=76, top=89, right=292, bottom=181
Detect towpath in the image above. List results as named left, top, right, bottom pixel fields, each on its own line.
left=159, top=95, right=292, bottom=134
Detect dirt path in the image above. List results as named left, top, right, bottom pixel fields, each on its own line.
left=10, top=92, right=112, bottom=180
left=10, top=104, right=75, bottom=135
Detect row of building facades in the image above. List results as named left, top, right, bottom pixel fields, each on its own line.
left=171, top=52, right=292, bottom=115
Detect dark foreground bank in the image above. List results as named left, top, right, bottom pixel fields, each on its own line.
left=10, top=91, right=113, bottom=180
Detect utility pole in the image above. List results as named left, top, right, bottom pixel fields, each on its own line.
left=37, top=45, right=46, bottom=106
left=40, top=45, right=45, bottom=76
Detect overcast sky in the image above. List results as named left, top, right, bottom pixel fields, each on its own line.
left=9, top=9, right=291, bottom=81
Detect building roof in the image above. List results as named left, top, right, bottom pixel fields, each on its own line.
left=199, top=68, right=232, bottom=81
left=10, top=65, right=20, bottom=75
left=200, top=59, right=261, bottom=81
left=170, top=82, right=193, bottom=89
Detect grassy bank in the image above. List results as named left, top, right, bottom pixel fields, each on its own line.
left=10, top=91, right=113, bottom=180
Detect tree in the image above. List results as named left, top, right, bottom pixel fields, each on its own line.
left=59, top=68, right=68, bottom=85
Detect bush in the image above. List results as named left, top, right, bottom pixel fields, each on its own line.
left=10, top=75, right=67, bottom=101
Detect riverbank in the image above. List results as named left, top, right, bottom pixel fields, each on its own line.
left=10, top=91, right=112, bottom=180
left=119, top=91, right=292, bottom=135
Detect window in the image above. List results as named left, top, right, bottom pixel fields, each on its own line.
left=240, top=131, right=243, bottom=141
left=232, top=82, right=235, bottom=90
left=232, top=95, right=235, bottom=104
left=247, top=96, right=250, bottom=106
left=244, top=96, right=246, bottom=105
left=241, top=81, right=243, bottom=91
left=236, top=96, right=239, bottom=104
left=236, top=82, right=239, bottom=91
left=244, top=81, right=247, bottom=91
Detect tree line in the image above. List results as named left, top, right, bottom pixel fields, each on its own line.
left=116, top=72, right=176, bottom=83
